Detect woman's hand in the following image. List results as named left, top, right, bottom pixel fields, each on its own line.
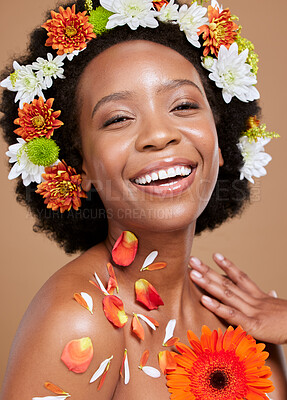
left=189, top=254, right=287, bottom=345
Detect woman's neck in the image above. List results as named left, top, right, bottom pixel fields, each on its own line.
left=104, top=222, right=199, bottom=318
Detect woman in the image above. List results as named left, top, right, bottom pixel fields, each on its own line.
left=0, top=0, right=286, bottom=398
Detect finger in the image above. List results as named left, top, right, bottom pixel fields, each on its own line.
left=190, top=268, right=256, bottom=313
left=200, top=295, right=254, bottom=330
left=268, top=289, right=278, bottom=298
left=189, top=257, right=257, bottom=305
left=212, top=253, right=265, bottom=297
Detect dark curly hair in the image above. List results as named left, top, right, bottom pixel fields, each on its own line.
left=0, top=0, right=260, bottom=253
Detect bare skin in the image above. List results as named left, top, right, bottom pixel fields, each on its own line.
left=1, top=41, right=286, bottom=399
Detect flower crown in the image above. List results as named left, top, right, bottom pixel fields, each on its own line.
left=1, top=0, right=279, bottom=212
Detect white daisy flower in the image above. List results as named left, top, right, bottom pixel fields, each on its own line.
left=202, top=42, right=260, bottom=103
left=211, top=0, right=223, bottom=13
left=177, top=2, right=208, bottom=48
left=32, top=53, right=65, bottom=88
left=100, top=0, right=159, bottom=30
left=1, top=61, right=46, bottom=108
left=238, top=136, right=272, bottom=184
left=6, top=138, right=45, bottom=186
left=158, top=0, right=179, bottom=22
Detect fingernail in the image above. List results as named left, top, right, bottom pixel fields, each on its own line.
left=190, top=257, right=201, bottom=266
left=214, top=253, right=224, bottom=261
left=270, top=290, right=278, bottom=298
left=191, top=270, right=202, bottom=279
left=202, top=295, right=213, bottom=304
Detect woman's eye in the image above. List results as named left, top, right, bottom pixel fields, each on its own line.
left=172, top=102, right=199, bottom=112
left=103, top=115, right=130, bottom=127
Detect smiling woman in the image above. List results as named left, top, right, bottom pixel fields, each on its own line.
left=0, top=0, right=286, bottom=399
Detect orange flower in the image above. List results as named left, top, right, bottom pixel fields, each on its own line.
left=13, top=97, right=63, bottom=141
left=199, top=5, right=238, bottom=57
left=158, top=350, right=177, bottom=375
left=135, top=278, right=164, bottom=310
left=61, top=337, right=93, bottom=373
left=102, top=295, right=128, bottom=328
left=152, top=0, right=169, bottom=11
left=166, top=326, right=274, bottom=400
left=106, top=262, right=119, bottom=294
left=42, top=4, right=96, bottom=56
left=36, top=160, right=87, bottom=213
left=112, top=231, right=138, bottom=266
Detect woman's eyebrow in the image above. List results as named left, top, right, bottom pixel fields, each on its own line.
left=91, top=91, right=132, bottom=117
left=157, top=79, right=204, bottom=96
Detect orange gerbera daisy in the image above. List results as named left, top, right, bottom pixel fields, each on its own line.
left=42, top=4, right=96, bottom=56
left=152, top=0, right=169, bottom=11
left=14, top=97, right=63, bottom=141
left=199, top=5, right=238, bottom=57
left=36, top=160, right=87, bottom=213
left=166, top=325, right=274, bottom=400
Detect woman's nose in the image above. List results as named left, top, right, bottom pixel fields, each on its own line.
left=134, top=117, right=181, bottom=152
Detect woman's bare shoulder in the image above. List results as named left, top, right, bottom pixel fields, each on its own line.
left=0, top=244, right=125, bottom=400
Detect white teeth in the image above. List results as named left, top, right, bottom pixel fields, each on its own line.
left=134, top=165, right=193, bottom=185
left=158, top=170, right=168, bottom=180
left=167, top=167, right=176, bottom=178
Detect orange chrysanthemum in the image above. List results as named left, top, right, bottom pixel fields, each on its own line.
left=36, top=160, right=87, bottom=213
left=199, top=5, right=238, bottom=57
left=152, top=0, right=169, bottom=11
left=42, top=4, right=96, bottom=56
left=166, top=326, right=274, bottom=400
left=14, top=97, right=63, bottom=141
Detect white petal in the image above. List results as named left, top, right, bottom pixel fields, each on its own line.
left=90, top=355, right=113, bottom=383
left=163, top=319, right=176, bottom=344
left=137, top=314, right=156, bottom=330
left=94, top=272, right=109, bottom=295
left=140, top=250, right=158, bottom=271
left=32, top=396, right=69, bottom=400
left=142, top=366, right=161, bottom=378
left=80, top=292, right=93, bottom=314
left=124, top=350, right=130, bottom=384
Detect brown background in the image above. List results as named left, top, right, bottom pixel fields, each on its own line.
left=0, top=0, right=286, bottom=386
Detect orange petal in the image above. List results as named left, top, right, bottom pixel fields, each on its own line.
left=142, top=262, right=167, bottom=271
left=142, top=314, right=159, bottom=327
left=44, top=381, right=69, bottom=395
left=107, top=263, right=119, bottom=293
left=61, top=337, right=93, bottom=373
left=139, top=349, right=149, bottom=368
left=112, top=231, right=138, bottom=266
left=97, top=360, right=111, bottom=391
left=102, top=295, right=128, bottom=328
left=135, top=279, right=164, bottom=310
left=132, top=314, right=145, bottom=340
left=158, top=351, right=177, bottom=374
left=73, top=292, right=93, bottom=314
left=163, top=337, right=179, bottom=347
left=120, top=349, right=127, bottom=378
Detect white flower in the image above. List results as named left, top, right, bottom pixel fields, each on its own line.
left=1, top=61, right=46, bottom=108
left=158, top=0, right=179, bottom=22
left=203, top=42, right=260, bottom=103
left=6, top=138, right=45, bottom=186
left=211, top=0, right=223, bottom=13
left=32, top=53, right=65, bottom=88
left=238, top=136, right=272, bottom=184
left=177, top=2, right=208, bottom=48
left=100, top=0, right=159, bottom=30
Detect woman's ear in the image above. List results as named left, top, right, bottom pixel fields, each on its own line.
left=81, top=161, right=92, bottom=192
left=218, top=148, right=224, bottom=167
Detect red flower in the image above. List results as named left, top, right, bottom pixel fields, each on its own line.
left=112, top=231, right=138, bottom=266
left=135, top=278, right=164, bottom=310
left=199, top=5, right=238, bottom=57
left=42, top=4, right=96, bottom=56
left=166, top=326, right=274, bottom=400
left=14, top=97, right=63, bottom=141
left=61, top=337, right=93, bottom=373
left=36, top=160, right=87, bottom=213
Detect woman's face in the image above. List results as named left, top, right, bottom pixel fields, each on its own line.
left=78, top=40, right=223, bottom=233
